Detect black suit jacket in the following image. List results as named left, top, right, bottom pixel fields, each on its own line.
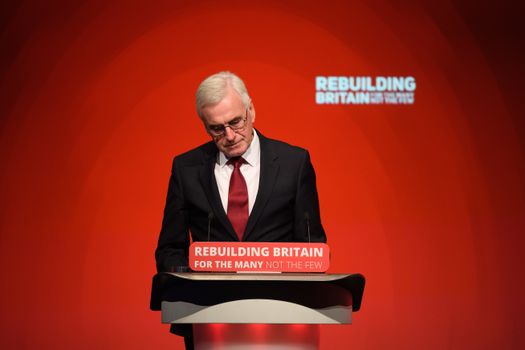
left=155, top=131, right=326, bottom=272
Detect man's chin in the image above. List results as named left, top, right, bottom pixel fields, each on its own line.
left=221, top=145, right=245, bottom=158
left=224, top=151, right=241, bottom=158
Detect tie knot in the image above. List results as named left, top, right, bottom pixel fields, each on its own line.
left=227, top=157, right=245, bottom=169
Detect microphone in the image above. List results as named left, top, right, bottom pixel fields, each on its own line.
left=304, top=212, right=311, bottom=243
left=207, top=212, right=214, bottom=241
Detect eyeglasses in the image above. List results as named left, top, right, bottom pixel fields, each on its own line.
left=206, top=108, right=249, bottom=137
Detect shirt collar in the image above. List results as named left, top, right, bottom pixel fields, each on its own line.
left=217, top=130, right=260, bottom=167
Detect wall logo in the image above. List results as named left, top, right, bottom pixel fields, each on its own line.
left=316, top=76, right=416, bottom=105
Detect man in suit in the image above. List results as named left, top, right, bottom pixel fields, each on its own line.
left=155, top=71, right=326, bottom=348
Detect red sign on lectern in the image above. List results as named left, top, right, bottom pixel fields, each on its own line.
left=189, top=242, right=330, bottom=272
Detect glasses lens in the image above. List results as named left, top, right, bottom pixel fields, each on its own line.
left=208, top=125, right=225, bottom=136
left=229, top=117, right=245, bottom=130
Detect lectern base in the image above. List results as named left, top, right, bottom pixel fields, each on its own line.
left=193, top=324, right=320, bottom=350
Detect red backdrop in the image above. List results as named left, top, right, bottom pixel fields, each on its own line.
left=1, top=1, right=524, bottom=349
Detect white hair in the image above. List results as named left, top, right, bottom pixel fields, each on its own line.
left=195, top=71, right=251, bottom=119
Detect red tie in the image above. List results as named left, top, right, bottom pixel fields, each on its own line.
left=227, top=157, right=248, bottom=240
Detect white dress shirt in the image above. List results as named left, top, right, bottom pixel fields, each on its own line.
left=214, top=130, right=261, bottom=214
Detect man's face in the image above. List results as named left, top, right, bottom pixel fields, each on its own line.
left=201, top=88, right=255, bottom=158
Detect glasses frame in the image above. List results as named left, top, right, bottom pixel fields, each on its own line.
left=206, top=107, right=250, bottom=137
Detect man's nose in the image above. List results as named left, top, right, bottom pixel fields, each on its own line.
left=224, top=126, right=236, bottom=141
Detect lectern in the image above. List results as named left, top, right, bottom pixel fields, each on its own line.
left=150, top=272, right=365, bottom=349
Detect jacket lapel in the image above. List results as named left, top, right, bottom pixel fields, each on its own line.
left=243, top=133, right=279, bottom=240
left=198, top=144, right=238, bottom=241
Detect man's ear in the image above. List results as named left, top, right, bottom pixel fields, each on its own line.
left=250, top=102, right=256, bottom=123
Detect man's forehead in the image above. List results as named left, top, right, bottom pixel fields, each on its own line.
left=202, top=91, right=245, bottom=123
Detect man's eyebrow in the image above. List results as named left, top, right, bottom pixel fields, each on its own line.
left=224, top=116, right=244, bottom=124
left=207, top=115, right=243, bottom=127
